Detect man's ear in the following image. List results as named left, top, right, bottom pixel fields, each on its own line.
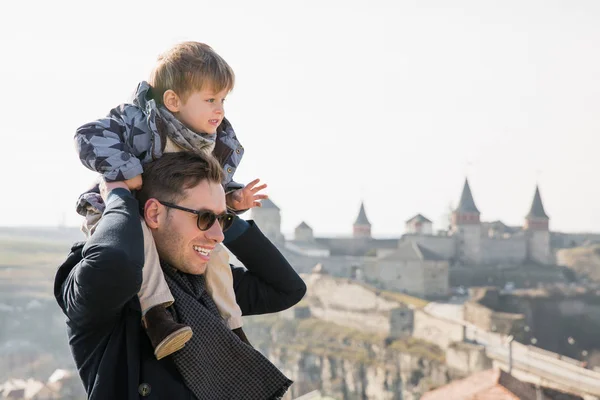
left=163, top=90, right=181, bottom=113
left=144, top=199, right=162, bottom=229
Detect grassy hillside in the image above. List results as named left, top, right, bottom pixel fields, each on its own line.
left=0, top=230, right=78, bottom=301
left=556, top=244, right=600, bottom=282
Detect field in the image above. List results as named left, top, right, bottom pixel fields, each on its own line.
left=0, top=227, right=83, bottom=301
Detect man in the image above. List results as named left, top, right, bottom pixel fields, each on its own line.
left=54, top=152, right=307, bottom=399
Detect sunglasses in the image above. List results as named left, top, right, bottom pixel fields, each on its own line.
left=157, top=200, right=235, bottom=232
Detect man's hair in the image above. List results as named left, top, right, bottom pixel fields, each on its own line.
left=138, top=152, right=225, bottom=207
left=149, top=41, right=235, bottom=105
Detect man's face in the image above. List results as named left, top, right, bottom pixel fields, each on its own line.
left=176, top=87, right=229, bottom=135
left=151, top=180, right=226, bottom=275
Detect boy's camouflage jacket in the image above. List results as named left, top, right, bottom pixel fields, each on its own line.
left=75, top=81, right=244, bottom=191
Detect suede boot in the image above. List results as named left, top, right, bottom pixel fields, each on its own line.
left=143, top=305, right=193, bottom=360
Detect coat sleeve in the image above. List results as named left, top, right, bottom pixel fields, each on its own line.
left=75, top=105, right=145, bottom=182
left=60, top=189, right=145, bottom=327
left=227, top=221, right=307, bottom=316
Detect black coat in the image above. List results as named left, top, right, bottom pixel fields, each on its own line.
left=54, top=189, right=306, bottom=399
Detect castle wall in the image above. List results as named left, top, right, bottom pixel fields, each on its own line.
left=422, top=261, right=450, bottom=297
left=480, top=236, right=527, bottom=265
left=446, top=342, right=492, bottom=375
left=463, top=301, right=525, bottom=336
left=285, top=242, right=330, bottom=257
left=456, top=225, right=481, bottom=264
left=412, top=309, right=465, bottom=349
left=250, top=209, right=284, bottom=243
left=402, top=234, right=456, bottom=259
left=528, top=230, right=552, bottom=265
left=367, top=260, right=425, bottom=296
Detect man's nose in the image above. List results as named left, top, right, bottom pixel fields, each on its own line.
left=205, top=220, right=225, bottom=243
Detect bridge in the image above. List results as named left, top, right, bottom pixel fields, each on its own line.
left=425, top=302, right=600, bottom=399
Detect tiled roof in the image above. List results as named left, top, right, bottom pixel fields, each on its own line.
left=381, top=241, right=445, bottom=262
left=405, top=213, right=432, bottom=224
left=354, top=202, right=371, bottom=225
left=421, top=368, right=580, bottom=400
left=260, top=198, right=280, bottom=210
left=456, top=178, right=480, bottom=214
left=526, top=186, right=549, bottom=219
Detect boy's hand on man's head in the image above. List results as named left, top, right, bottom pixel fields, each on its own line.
left=99, top=178, right=130, bottom=203
left=124, top=175, right=143, bottom=191
left=226, top=178, right=268, bottom=211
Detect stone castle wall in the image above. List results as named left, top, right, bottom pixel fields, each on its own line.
left=480, top=236, right=527, bottom=265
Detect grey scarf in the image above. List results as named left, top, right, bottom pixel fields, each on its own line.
left=154, top=106, right=216, bottom=154
left=162, top=265, right=292, bottom=400
left=137, top=81, right=217, bottom=155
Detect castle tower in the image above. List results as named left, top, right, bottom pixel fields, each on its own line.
left=250, top=198, right=284, bottom=243
left=524, top=185, right=551, bottom=264
left=294, top=221, right=314, bottom=241
left=353, top=202, right=372, bottom=239
left=451, top=178, right=482, bottom=264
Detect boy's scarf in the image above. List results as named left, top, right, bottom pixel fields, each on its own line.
left=136, top=81, right=216, bottom=155
left=162, top=265, right=292, bottom=400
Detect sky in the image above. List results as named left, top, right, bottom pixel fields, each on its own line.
left=1, top=0, right=599, bottom=237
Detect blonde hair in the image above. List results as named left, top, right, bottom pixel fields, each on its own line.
left=149, top=42, right=235, bottom=105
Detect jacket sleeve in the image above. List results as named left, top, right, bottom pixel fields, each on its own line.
left=61, top=188, right=145, bottom=327
left=75, top=106, right=145, bottom=182
left=227, top=221, right=307, bottom=316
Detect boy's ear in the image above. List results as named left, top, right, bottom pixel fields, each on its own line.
left=144, top=199, right=162, bottom=229
left=163, top=90, right=180, bottom=113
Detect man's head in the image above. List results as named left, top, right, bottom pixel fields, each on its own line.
left=149, top=41, right=235, bottom=135
left=138, top=152, right=229, bottom=275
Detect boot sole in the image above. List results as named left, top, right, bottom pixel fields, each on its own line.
left=154, top=326, right=193, bottom=360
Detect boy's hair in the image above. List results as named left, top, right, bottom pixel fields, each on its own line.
left=149, top=41, right=235, bottom=105
left=138, top=152, right=225, bottom=207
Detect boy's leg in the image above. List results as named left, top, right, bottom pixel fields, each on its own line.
left=205, top=243, right=251, bottom=345
left=138, top=218, right=175, bottom=312
left=139, top=219, right=193, bottom=359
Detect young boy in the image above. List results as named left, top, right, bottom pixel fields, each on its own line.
left=74, top=41, right=266, bottom=359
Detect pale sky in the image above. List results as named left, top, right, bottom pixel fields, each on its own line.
left=1, top=0, right=599, bottom=237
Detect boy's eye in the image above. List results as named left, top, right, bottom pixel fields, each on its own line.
left=207, top=99, right=215, bottom=103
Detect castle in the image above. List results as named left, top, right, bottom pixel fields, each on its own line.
left=250, top=179, right=592, bottom=297
left=403, top=179, right=552, bottom=266
left=253, top=179, right=552, bottom=265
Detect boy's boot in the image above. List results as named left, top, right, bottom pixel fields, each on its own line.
left=143, top=305, right=193, bottom=360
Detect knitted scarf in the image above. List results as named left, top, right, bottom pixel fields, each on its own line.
left=162, top=265, right=292, bottom=400
left=152, top=105, right=216, bottom=155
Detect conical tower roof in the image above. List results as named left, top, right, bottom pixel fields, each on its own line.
left=296, top=221, right=312, bottom=230
left=456, top=178, right=480, bottom=214
left=354, top=202, right=371, bottom=226
left=260, top=198, right=280, bottom=210
left=526, top=186, right=549, bottom=220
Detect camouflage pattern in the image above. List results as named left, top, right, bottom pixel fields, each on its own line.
left=75, top=81, right=244, bottom=188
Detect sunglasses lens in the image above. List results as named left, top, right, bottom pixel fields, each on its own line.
left=220, top=214, right=235, bottom=232
left=197, top=212, right=216, bottom=231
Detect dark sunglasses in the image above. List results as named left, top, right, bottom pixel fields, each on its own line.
left=157, top=200, right=235, bottom=232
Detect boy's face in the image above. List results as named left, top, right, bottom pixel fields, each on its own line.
left=175, top=88, right=229, bottom=135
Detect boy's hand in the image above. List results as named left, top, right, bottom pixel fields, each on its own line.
left=124, top=175, right=143, bottom=191
left=226, top=178, right=268, bottom=211
left=99, top=178, right=130, bottom=203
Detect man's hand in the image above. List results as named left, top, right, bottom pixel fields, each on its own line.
left=99, top=179, right=130, bottom=203
left=226, top=178, right=268, bottom=211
